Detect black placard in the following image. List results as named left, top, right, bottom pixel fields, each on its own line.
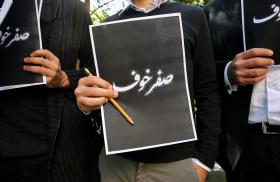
left=242, top=0, right=280, bottom=64
left=90, top=14, right=197, bottom=154
left=0, top=0, right=45, bottom=91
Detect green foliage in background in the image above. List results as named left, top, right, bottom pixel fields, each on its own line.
left=91, top=0, right=209, bottom=24
left=176, top=0, right=209, bottom=5
left=91, top=10, right=109, bottom=24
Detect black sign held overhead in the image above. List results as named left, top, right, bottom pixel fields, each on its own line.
left=0, top=0, right=45, bottom=91
left=242, top=0, right=280, bottom=64
left=90, top=14, right=197, bottom=155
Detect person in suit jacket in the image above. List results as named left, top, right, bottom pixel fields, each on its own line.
left=75, top=0, right=221, bottom=182
left=0, top=0, right=106, bottom=181
left=204, top=0, right=280, bottom=181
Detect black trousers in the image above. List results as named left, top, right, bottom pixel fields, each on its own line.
left=227, top=127, right=280, bottom=182
left=0, top=154, right=48, bottom=182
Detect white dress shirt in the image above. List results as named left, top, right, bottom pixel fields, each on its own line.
left=127, top=0, right=168, bottom=13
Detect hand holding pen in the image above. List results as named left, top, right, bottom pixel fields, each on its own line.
left=74, top=68, right=134, bottom=125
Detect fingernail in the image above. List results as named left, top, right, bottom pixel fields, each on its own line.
left=113, top=91, right=118, bottom=98
left=268, top=50, right=274, bottom=55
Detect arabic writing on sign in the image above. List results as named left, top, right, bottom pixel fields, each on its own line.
left=0, top=26, right=30, bottom=48
left=113, top=69, right=174, bottom=96
left=253, top=4, right=280, bottom=24
left=0, top=0, right=13, bottom=25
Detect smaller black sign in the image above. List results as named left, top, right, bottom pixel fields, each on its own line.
left=0, top=0, right=45, bottom=91
left=242, top=0, right=280, bottom=64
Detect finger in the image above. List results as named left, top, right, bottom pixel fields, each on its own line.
left=77, top=96, right=109, bottom=109
left=42, top=59, right=59, bottom=71
left=75, top=86, right=118, bottom=98
left=79, top=76, right=112, bottom=89
left=79, top=104, right=100, bottom=113
left=242, top=57, right=274, bottom=68
left=23, top=66, right=56, bottom=77
left=25, top=55, right=60, bottom=72
left=30, top=49, right=58, bottom=62
left=242, top=67, right=269, bottom=78
left=24, top=57, right=56, bottom=69
left=239, top=75, right=267, bottom=85
left=29, top=49, right=60, bottom=71
left=240, top=48, right=273, bottom=60
left=24, top=57, right=45, bottom=66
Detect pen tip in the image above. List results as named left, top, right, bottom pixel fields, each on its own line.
left=130, top=120, right=135, bottom=126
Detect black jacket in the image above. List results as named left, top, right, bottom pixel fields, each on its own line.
left=0, top=0, right=100, bottom=181
left=42, top=0, right=100, bottom=181
left=204, top=0, right=253, bottom=172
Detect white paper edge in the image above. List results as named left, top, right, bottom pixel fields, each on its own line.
left=38, top=0, right=43, bottom=17
left=179, top=13, right=198, bottom=141
left=89, top=13, right=197, bottom=155
left=0, top=0, right=13, bottom=26
left=241, top=0, right=247, bottom=51
left=0, top=82, right=45, bottom=91
left=35, top=0, right=46, bottom=85
left=35, top=0, right=43, bottom=17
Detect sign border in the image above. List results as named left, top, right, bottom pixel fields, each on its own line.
left=89, top=13, right=197, bottom=155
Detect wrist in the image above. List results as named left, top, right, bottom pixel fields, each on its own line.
left=60, top=71, right=70, bottom=88
left=192, top=162, right=208, bottom=182
left=77, top=103, right=92, bottom=115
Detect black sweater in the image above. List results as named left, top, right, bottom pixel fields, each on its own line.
left=106, top=2, right=221, bottom=168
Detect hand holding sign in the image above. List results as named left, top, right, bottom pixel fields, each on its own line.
left=0, top=0, right=13, bottom=25
left=228, top=48, right=275, bottom=86
left=23, top=49, right=70, bottom=88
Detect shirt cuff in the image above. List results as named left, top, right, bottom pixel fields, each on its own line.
left=77, top=103, right=91, bottom=115
left=224, top=61, right=238, bottom=94
left=192, top=158, right=211, bottom=172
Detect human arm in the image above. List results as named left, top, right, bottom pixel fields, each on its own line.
left=221, top=48, right=274, bottom=95
left=227, top=48, right=274, bottom=86
left=192, top=159, right=210, bottom=182
left=191, top=9, right=221, bottom=182
left=64, top=1, right=95, bottom=90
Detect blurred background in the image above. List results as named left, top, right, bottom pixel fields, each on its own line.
left=83, top=0, right=209, bottom=24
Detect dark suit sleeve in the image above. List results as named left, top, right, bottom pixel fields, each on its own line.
left=192, top=9, right=221, bottom=168
left=64, top=2, right=94, bottom=89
